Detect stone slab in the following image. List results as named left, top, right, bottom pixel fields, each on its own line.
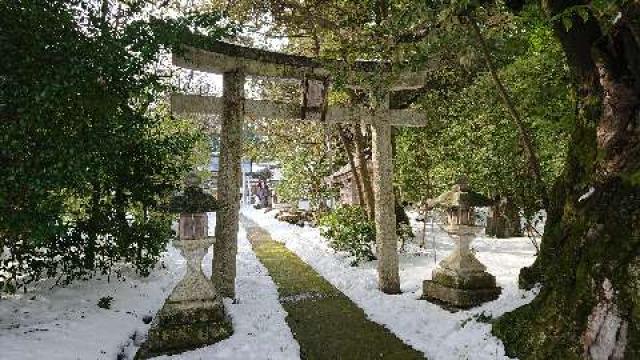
left=422, top=279, right=501, bottom=309
left=431, top=267, right=498, bottom=290
left=135, top=296, right=231, bottom=359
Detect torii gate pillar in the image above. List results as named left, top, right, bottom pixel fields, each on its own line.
left=213, top=69, right=245, bottom=298
left=371, top=95, right=401, bottom=294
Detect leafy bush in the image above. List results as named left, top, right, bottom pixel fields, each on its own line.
left=98, top=296, right=114, bottom=310
left=168, top=187, right=220, bottom=213
left=396, top=222, right=414, bottom=250
left=319, top=206, right=376, bottom=265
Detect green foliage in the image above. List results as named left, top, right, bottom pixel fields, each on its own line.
left=395, top=13, right=572, bottom=217
left=97, top=296, right=114, bottom=310
left=276, top=147, right=337, bottom=209
left=0, top=0, right=227, bottom=292
left=168, top=187, right=219, bottom=213
left=319, top=206, right=375, bottom=265
left=247, top=104, right=338, bottom=209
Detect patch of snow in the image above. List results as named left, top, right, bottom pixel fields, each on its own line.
left=1, top=212, right=299, bottom=360
left=297, top=200, right=310, bottom=211
left=153, top=225, right=300, bottom=359
left=207, top=211, right=217, bottom=237
left=0, top=246, right=185, bottom=360
left=613, top=12, right=622, bottom=24
left=579, top=187, right=595, bottom=202
left=242, top=206, right=539, bottom=360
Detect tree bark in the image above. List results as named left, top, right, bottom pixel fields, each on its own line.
left=371, top=94, right=400, bottom=294
left=213, top=69, right=244, bottom=299
left=486, top=196, right=523, bottom=238
left=354, top=123, right=376, bottom=220
left=493, top=2, right=640, bottom=359
left=338, top=126, right=366, bottom=209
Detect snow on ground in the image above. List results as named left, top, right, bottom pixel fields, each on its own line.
left=154, top=226, right=300, bottom=360
left=0, top=246, right=185, bottom=360
left=242, top=206, right=539, bottom=360
left=0, top=213, right=299, bottom=360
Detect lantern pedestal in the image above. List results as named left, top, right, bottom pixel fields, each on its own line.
left=422, top=225, right=501, bottom=309
left=136, top=210, right=231, bottom=359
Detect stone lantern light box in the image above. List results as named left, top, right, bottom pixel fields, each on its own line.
left=169, top=172, right=220, bottom=240
left=422, top=178, right=502, bottom=309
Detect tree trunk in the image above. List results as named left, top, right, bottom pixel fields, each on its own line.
left=371, top=94, right=400, bottom=294
left=85, top=184, right=100, bottom=270
left=354, top=123, right=376, bottom=220
left=486, top=196, right=522, bottom=238
left=213, top=69, right=244, bottom=299
left=338, top=125, right=366, bottom=209
left=493, top=2, right=640, bottom=359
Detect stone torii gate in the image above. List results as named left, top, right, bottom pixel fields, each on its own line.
left=172, top=40, right=427, bottom=296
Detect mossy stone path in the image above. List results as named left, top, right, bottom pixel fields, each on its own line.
left=242, top=216, right=425, bottom=360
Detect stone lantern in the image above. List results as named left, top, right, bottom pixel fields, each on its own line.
left=137, top=172, right=231, bottom=359
left=421, top=178, right=501, bottom=309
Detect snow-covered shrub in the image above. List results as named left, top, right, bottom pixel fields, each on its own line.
left=1, top=209, right=175, bottom=293
left=319, top=205, right=376, bottom=265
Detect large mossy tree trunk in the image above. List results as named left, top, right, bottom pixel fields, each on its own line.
left=494, top=2, right=640, bottom=359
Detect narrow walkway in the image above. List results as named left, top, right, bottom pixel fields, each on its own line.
left=241, top=216, right=425, bottom=360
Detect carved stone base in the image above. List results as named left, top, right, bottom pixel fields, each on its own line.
left=135, top=298, right=231, bottom=359
left=422, top=227, right=501, bottom=309
left=135, top=237, right=232, bottom=359
left=422, top=268, right=501, bottom=309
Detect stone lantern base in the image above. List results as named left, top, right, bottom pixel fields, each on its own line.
left=136, top=296, right=231, bottom=359
left=135, top=238, right=232, bottom=359
left=422, top=226, right=501, bottom=309
left=422, top=269, right=501, bottom=309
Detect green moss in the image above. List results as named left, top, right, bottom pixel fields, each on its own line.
left=283, top=297, right=423, bottom=360
left=495, top=178, right=640, bottom=359
left=252, top=240, right=337, bottom=298
left=625, top=258, right=640, bottom=359
left=248, top=228, right=425, bottom=359
left=623, top=170, right=640, bottom=186
left=136, top=319, right=232, bottom=359
left=493, top=290, right=581, bottom=360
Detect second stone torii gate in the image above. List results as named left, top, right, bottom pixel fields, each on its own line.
left=172, top=39, right=427, bottom=296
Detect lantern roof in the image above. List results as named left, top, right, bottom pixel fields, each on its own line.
left=168, top=172, right=219, bottom=213
left=429, top=178, right=491, bottom=209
